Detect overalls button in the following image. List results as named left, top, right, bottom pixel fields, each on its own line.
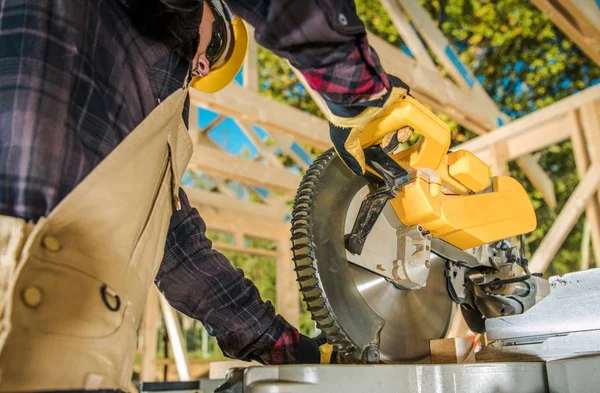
left=22, top=287, right=43, bottom=308
left=42, top=236, right=61, bottom=252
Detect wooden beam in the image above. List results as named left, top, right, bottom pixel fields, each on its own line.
left=580, top=100, right=600, bottom=207
left=457, top=85, right=600, bottom=156
left=159, top=295, right=191, bottom=381
left=243, top=23, right=259, bottom=91
left=570, top=109, right=600, bottom=264
left=200, top=115, right=225, bottom=135
left=530, top=0, right=600, bottom=66
left=490, top=142, right=509, bottom=176
left=235, top=120, right=284, bottom=168
left=190, top=83, right=331, bottom=150
left=184, top=187, right=289, bottom=223
left=529, top=164, right=600, bottom=273
left=198, top=206, right=287, bottom=241
left=515, top=154, right=557, bottom=209
left=397, top=0, right=473, bottom=90
left=430, top=337, right=475, bottom=364
left=213, top=241, right=280, bottom=258
left=379, top=0, right=437, bottom=69
left=189, top=144, right=301, bottom=194
left=581, top=219, right=591, bottom=270
left=140, top=287, right=159, bottom=382
left=276, top=222, right=300, bottom=327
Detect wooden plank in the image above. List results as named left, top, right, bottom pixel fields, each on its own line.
left=515, top=155, right=557, bottom=209
left=398, top=0, right=475, bottom=90
left=530, top=0, right=600, bottom=65
left=430, top=338, right=475, bottom=364
left=580, top=101, right=600, bottom=199
left=235, top=120, right=284, bottom=168
left=581, top=219, right=591, bottom=270
left=457, top=84, right=600, bottom=155
left=213, top=241, right=280, bottom=258
left=529, top=164, right=600, bottom=272
left=379, top=0, right=436, bottom=69
left=490, top=142, right=509, bottom=176
left=184, top=187, right=289, bottom=223
left=505, top=115, right=572, bottom=159
left=560, top=0, right=600, bottom=38
left=276, top=223, right=300, bottom=327
left=159, top=295, right=191, bottom=381
left=243, top=23, right=259, bottom=92
left=190, top=83, right=331, bottom=150
left=140, top=287, right=159, bottom=382
left=571, top=108, right=600, bottom=264
left=189, top=144, right=301, bottom=194
left=198, top=207, right=287, bottom=241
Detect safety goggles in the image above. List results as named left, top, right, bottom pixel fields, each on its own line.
left=205, top=0, right=231, bottom=68
left=205, top=8, right=226, bottom=65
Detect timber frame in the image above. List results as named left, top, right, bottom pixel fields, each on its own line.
left=137, top=0, right=600, bottom=382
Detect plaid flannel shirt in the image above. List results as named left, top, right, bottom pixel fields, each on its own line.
left=0, top=0, right=389, bottom=364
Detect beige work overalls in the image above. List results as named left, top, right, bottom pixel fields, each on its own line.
left=0, top=80, right=193, bottom=391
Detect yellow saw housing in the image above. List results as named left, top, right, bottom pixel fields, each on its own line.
left=359, top=96, right=536, bottom=250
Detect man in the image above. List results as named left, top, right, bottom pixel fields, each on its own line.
left=0, top=1, right=409, bottom=391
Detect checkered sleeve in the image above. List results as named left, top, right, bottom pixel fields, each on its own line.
left=227, top=0, right=391, bottom=105
left=155, top=188, right=300, bottom=364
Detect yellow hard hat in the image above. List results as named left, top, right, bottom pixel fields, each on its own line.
left=191, top=0, right=249, bottom=93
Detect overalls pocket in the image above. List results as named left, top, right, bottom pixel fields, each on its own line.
left=12, top=258, right=128, bottom=338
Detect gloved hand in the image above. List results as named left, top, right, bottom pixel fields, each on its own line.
left=297, top=333, right=339, bottom=364
left=326, top=74, right=411, bottom=175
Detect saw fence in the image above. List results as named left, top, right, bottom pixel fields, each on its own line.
left=135, top=0, right=600, bottom=383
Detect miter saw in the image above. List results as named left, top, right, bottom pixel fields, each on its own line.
left=290, top=95, right=549, bottom=364
left=143, top=96, right=600, bottom=393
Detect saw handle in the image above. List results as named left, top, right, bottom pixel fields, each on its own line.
left=359, top=95, right=452, bottom=171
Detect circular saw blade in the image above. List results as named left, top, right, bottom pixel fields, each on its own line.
left=291, top=149, right=454, bottom=363
left=345, top=187, right=454, bottom=362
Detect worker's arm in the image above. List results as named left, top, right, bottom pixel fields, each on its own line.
left=227, top=0, right=410, bottom=174
left=155, top=188, right=318, bottom=364
left=226, top=0, right=389, bottom=105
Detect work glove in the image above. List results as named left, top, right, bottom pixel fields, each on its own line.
left=327, top=74, right=412, bottom=175
left=297, top=333, right=339, bottom=364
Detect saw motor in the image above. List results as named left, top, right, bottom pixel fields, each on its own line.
left=290, top=95, right=549, bottom=364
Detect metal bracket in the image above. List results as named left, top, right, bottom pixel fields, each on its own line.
left=345, top=146, right=410, bottom=255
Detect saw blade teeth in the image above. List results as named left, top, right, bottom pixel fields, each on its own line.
left=290, top=149, right=360, bottom=360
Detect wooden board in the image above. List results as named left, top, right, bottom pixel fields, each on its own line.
left=189, top=144, right=301, bottom=194
left=529, top=164, right=600, bottom=272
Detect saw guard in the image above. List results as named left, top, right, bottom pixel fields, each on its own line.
left=391, top=176, right=537, bottom=250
